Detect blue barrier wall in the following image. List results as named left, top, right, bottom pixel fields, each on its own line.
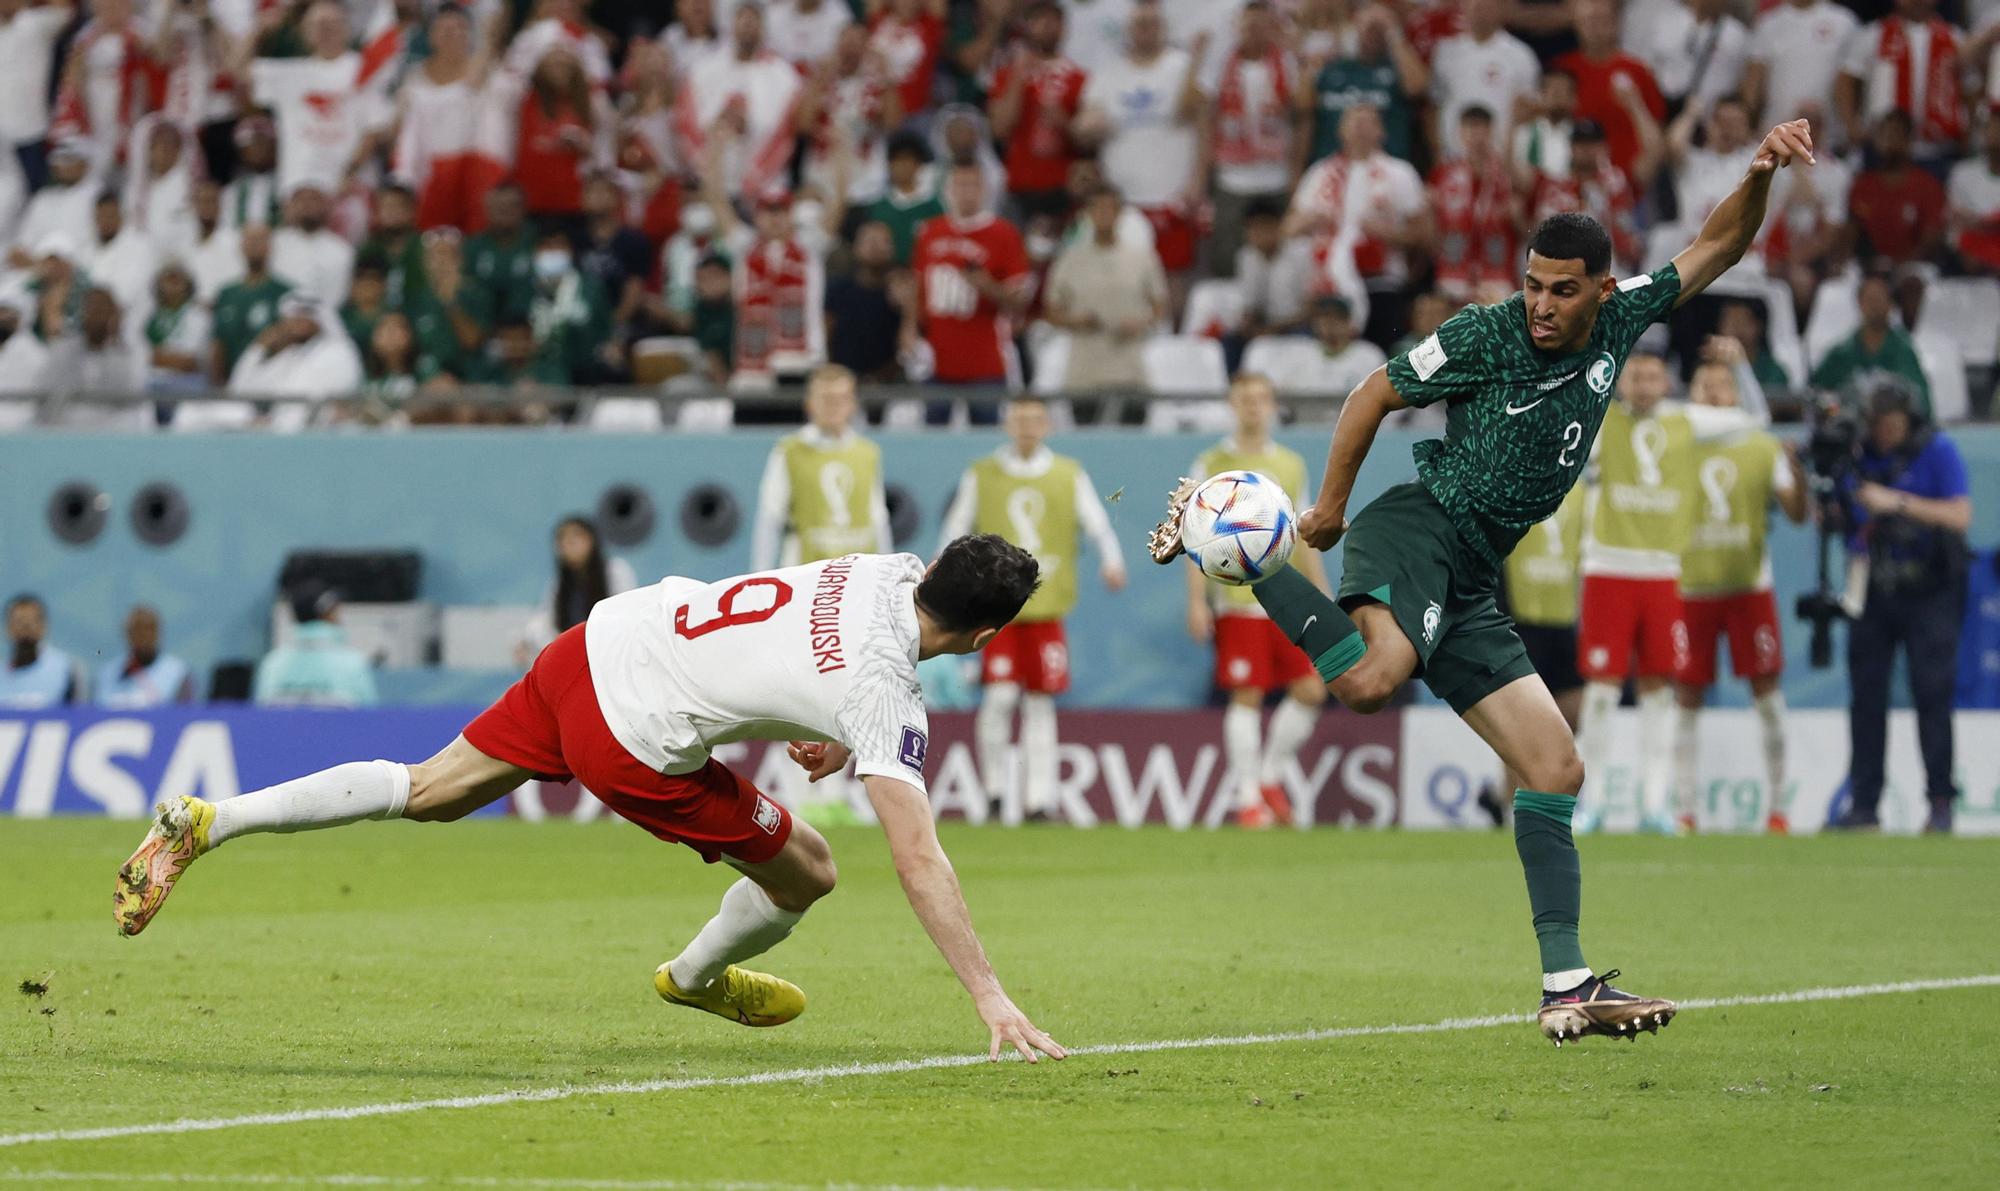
left=5, top=427, right=1999, bottom=710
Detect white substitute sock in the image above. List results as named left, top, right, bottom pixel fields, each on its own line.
left=1574, top=681, right=1620, bottom=816
left=1019, top=693, right=1059, bottom=814
left=1223, top=701, right=1262, bottom=809
left=1637, top=686, right=1674, bottom=820
left=668, top=878, right=804, bottom=990
left=1673, top=704, right=1700, bottom=820
left=974, top=682, right=1021, bottom=804
left=208, top=759, right=410, bottom=847
left=1544, top=967, right=1595, bottom=993
left=1755, top=689, right=1788, bottom=813
left=1258, top=696, right=1319, bottom=787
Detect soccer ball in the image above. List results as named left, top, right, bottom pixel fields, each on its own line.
left=1180, top=470, right=1298, bottom=586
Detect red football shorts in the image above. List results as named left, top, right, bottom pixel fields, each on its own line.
left=464, top=625, right=792, bottom=864
left=1576, top=574, right=1685, bottom=682
left=1140, top=204, right=1198, bottom=272
left=1213, top=613, right=1316, bottom=691
left=1675, top=589, right=1784, bottom=687
left=981, top=619, right=1070, bottom=694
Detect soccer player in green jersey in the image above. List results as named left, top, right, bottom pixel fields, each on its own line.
left=1152, top=118, right=1815, bottom=1045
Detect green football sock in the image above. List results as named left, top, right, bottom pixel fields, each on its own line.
left=1250, top=567, right=1363, bottom=681
left=1512, top=790, right=1588, bottom=975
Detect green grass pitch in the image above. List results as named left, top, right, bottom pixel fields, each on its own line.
left=4, top=820, right=1998, bottom=1189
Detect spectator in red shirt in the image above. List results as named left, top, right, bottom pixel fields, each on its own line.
left=1428, top=105, right=1517, bottom=303
left=1552, top=0, right=1665, bottom=184
left=989, top=1, right=1087, bottom=221
left=1527, top=120, right=1642, bottom=274
left=516, top=46, right=606, bottom=235
left=869, top=0, right=945, bottom=120
left=910, top=161, right=1031, bottom=392
left=1845, top=108, right=1946, bottom=325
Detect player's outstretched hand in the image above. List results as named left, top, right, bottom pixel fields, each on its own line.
left=978, top=993, right=1067, bottom=1064
left=1751, top=119, right=1814, bottom=175
left=1296, top=502, right=1348, bottom=551
left=787, top=740, right=851, bottom=783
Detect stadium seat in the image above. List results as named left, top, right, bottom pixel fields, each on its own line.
left=584, top=396, right=666, bottom=431
left=441, top=605, right=541, bottom=669
left=1804, top=272, right=1863, bottom=368
left=1238, top=335, right=1323, bottom=391
left=1142, top=400, right=1233, bottom=432
left=169, top=400, right=257, bottom=432
left=1181, top=279, right=1244, bottom=338
left=1917, top=278, right=2000, bottom=370
left=675, top=397, right=736, bottom=431
left=1142, top=335, right=1229, bottom=395
left=0, top=401, right=34, bottom=431
left=1915, top=332, right=1970, bottom=423
left=1031, top=330, right=1071, bottom=396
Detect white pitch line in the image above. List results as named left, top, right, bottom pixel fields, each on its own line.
left=0, top=1174, right=1061, bottom=1191
left=3, top=973, right=1996, bottom=1152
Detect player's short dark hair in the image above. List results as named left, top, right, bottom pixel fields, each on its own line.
left=1527, top=212, right=1612, bottom=277
left=918, top=535, right=1040, bottom=634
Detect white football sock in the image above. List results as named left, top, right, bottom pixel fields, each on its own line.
left=1544, top=967, right=1594, bottom=993
left=1637, top=686, right=1674, bottom=819
left=1674, top=704, right=1700, bottom=819
left=208, top=759, right=410, bottom=847
left=1574, top=681, right=1620, bottom=815
left=667, top=877, right=804, bottom=990
left=1755, top=689, right=1788, bottom=814
left=1019, top=693, right=1059, bottom=814
left=1223, top=701, right=1262, bottom=809
left=1259, top=696, right=1319, bottom=787
left=974, top=681, right=1021, bottom=802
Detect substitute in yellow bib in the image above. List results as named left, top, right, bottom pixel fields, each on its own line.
left=1672, top=359, right=1806, bottom=834
left=1185, top=374, right=1330, bottom=829
left=751, top=365, right=892, bottom=571
left=940, top=395, right=1127, bottom=823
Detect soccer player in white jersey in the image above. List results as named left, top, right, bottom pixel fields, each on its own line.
left=115, top=536, right=1068, bottom=1064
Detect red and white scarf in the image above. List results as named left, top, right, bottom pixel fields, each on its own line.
left=51, top=22, right=164, bottom=156
left=1879, top=16, right=1963, bottom=145
left=736, top=236, right=816, bottom=374
left=1213, top=47, right=1291, bottom=169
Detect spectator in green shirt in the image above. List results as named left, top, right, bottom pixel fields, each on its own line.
left=525, top=226, right=611, bottom=384
left=691, top=253, right=735, bottom=384
left=209, top=224, right=291, bottom=382
left=465, top=182, right=537, bottom=323
left=864, top=133, right=944, bottom=265
left=1298, top=4, right=1428, bottom=166
left=464, top=317, right=540, bottom=388
left=401, top=228, right=492, bottom=380
left=357, top=183, right=428, bottom=308
left=340, top=256, right=391, bottom=352
left=1810, top=273, right=1931, bottom=417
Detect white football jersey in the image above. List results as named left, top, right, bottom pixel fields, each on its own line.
left=585, top=553, right=933, bottom=793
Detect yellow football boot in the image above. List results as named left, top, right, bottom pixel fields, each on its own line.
left=114, top=795, right=215, bottom=937
left=654, top=962, right=806, bottom=1028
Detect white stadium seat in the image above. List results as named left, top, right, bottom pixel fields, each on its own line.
left=1238, top=335, right=1323, bottom=391
left=1914, top=332, right=1970, bottom=424
left=1803, top=271, right=1862, bottom=369
left=1917, top=277, right=2000, bottom=370
left=1031, top=330, right=1071, bottom=396
left=585, top=396, right=665, bottom=431
left=1142, top=335, right=1229, bottom=396
left=1180, top=279, right=1244, bottom=337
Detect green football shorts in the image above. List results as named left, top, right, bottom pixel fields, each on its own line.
left=1336, top=482, right=1539, bottom=715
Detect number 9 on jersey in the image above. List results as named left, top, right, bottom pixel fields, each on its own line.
left=1181, top=471, right=1299, bottom=587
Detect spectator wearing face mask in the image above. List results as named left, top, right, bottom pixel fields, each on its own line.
left=95, top=604, right=194, bottom=709
left=0, top=594, right=84, bottom=709
left=523, top=227, right=611, bottom=386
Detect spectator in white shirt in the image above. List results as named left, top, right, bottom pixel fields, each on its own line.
left=1742, top=0, right=1859, bottom=146
left=1665, top=95, right=1759, bottom=229
left=80, top=187, right=157, bottom=316
left=9, top=138, right=95, bottom=268
left=0, top=0, right=74, bottom=191
left=229, top=291, right=362, bottom=400
left=46, top=284, right=142, bottom=396
left=184, top=179, right=244, bottom=302
left=661, top=0, right=726, bottom=76
left=1949, top=110, right=2000, bottom=272
left=123, top=117, right=199, bottom=258
left=0, top=290, right=51, bottom=411
left=1286, top=293, right=1386, bottom=399
left=1234, top=195, right=1314, bottom=341
left=1430, top=0, right=1540, bottom=159
left=1074, top=0, right=1205, bottom=305
left=676, top=0, right=804, bottom=200
left=220, top=114, right=281, bottom=230
left=142, top=261, right=210, bottom=394
left=271, top=183, right=355, bottom=308
left=250, top=0, right=397, bottom=196
left=1287, top=102, right=1428, bottom=339
left=1623, top=0, right=1748, bottom=117
left=767, top=0, right=851, bottom=68
left=1836, top=0, right=1968, bottom=165
left=1041, top=184, right=1168, bottom=391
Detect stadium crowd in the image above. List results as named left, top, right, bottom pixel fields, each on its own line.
left=0, top=0, right=1992, bottom=425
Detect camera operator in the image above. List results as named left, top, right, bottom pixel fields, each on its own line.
left=1837, top=385, right=1973, bottom=833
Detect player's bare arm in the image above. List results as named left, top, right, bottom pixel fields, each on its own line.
left=1297, top=367, right=1407, bottom=550
left=1671, top=119, right=1814, bottom=305
left=862, top=773, right=1068, bottom=1063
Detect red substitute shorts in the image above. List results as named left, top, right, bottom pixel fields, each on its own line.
left=1213, top=613, right=1316, bottom=691
left=1576, top=574, right=1685, bottom=682
left=1139, top=204, right=1198, bottom=272
left=1675, top=589, right=1784, bottom=687
left=981, top=619, right=1070, bottom=694
left=464, top=625, right=792, bottom=864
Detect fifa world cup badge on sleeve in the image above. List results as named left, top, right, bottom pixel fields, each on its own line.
left=1410, top=333, right=1447, bottom=381
left=899, top=726, right=929, bottom=773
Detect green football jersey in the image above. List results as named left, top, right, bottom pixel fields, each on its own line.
left=1385, top=263, right=1683, bottom=567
